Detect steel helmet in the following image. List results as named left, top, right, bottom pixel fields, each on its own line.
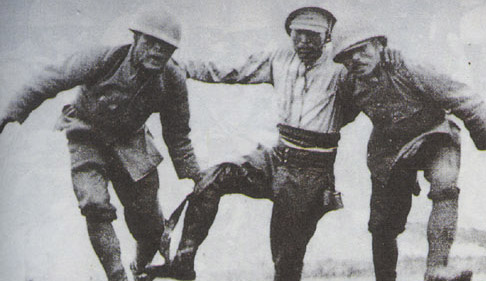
left=129, top=6, right=182, bottom=48
left=333, top=26, right=387, bottom=63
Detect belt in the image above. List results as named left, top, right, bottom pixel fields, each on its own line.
left=274, top=144, right=336, bottom=169
left=280, top=138, right=337, bottom=152
left=277, top=123, right=340, bottom=148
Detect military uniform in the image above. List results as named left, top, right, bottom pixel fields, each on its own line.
left=3, top=44, right=200, bottom=279
left=339, top=61, right=486, bottom=280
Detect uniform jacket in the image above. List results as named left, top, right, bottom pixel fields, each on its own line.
left=4, top=44, right=200, bottom=181
left=339, top=62, right=486, bottom=185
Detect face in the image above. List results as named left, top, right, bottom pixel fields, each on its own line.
left=290, top=29, right=327, bottom=66
left=342, top=40, right=383, bottom=77
left=132, top=33, right=177, bottom=71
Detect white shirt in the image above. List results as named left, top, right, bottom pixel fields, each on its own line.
left=181, top=45, right=348, bottom=134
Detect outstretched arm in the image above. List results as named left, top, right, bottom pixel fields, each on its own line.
left=0, top=117, right=13, bottom=134
left=442, top=86, right=486, bottom=150
left=410, top=64, right=486, bottom=150
left=176, top=50, right=274, bottom=85
left=1, top=46, right=120, bottom=129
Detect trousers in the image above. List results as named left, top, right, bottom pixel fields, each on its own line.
left=369, top=136, right=461, bottom=281
left=68, top=137, right=165, bottom=243
left=177, top=144, right=338, bottom=281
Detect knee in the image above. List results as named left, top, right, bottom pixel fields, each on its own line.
left=428, top=187, right=460, bottom=202
left=369, top=215, right=404, bottom=238
left=71, top=165, right=114, bottom=222
left=197, top=162, right=247, bottom=194
left=83, top=204, right=117, bottom=223
left=212, top=162, right=247, bottom=183
left=371, top=232, right=399, bottom=245
left=425, top=162, right=459, bottom=188
left=76, top=184, right=116, bottom=222
left=368, top=209, right=407, bottom=238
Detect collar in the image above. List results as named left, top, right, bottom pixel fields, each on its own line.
left=355, top=63, right=385, bottom=84
left=125, top=44, right=159, bottom=81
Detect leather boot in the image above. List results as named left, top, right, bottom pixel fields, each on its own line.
left=425, top=268, right=473, bottom=281
left=130, top=261, right=152, bottom=281
left=145, top=251, right=196, bottom=280
left=130, top=239, right=159, bottom=281
left=146, top=163, right=248, bottom=281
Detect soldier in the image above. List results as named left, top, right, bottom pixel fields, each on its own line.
left=0, top=7, right=200, bottom=281
left=333, top=30, right=486, bottom=281
left=146, top=5, right=397, bottom=281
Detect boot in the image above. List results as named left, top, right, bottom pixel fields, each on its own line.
left=86, top=220, right=128, bottom=281
left=130, top=240, right=160, bottom=281
left=425, top=268, right=473, bottom=281
left=130, top=261, right=153, bottom=281
left=145, top=252, right=196, bottom=281
left=130, top=239, right=160, bottom=281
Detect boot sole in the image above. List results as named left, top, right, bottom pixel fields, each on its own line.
left=145, top=264, right=196, bottom=281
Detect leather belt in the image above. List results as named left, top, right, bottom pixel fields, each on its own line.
left=274, top=143, right=336, bottom=169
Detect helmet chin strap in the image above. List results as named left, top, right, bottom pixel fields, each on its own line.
left=325, top=21, right=334, bottom=43
left=324, top=30, right=332, bottom=43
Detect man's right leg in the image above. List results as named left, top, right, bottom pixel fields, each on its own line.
left=110, top=170, right=165, bottom=281
left=147, top=159, right=271, bottom=280
left=72, top=167, right=127, bottom=281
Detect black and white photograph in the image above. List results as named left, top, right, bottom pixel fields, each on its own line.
left=1, top=0, right=486, bottom=280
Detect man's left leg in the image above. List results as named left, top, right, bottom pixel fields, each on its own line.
left=423, top=144, right=471, bottom=281
left=111, top=170, right=165, bottom=281
left=270, top=165, right=334, bottom=281
left=368, top=176, right=413, bottom=281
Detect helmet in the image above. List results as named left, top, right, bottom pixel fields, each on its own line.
left=285, top=6, right=337, bottom=36
left=333, top=27, right=387, bottom=63
left=129, top=6, right=181, bottom=48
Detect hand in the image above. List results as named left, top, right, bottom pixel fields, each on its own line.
left=0, top=117, right=13, bottom=134
left=383, top=48, right=404, bottom=69
left=191, top=173, right=202, bottom=185
left=190, top=173, right=201, bottom=193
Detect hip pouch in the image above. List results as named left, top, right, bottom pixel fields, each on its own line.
left=323, top=189, right=344, bottom=212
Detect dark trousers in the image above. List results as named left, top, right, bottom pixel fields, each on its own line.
left=177, top=145, right=337, bottom=281
left=369, top=138, right=461, bottom=281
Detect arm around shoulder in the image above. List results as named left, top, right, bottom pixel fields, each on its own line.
left=175, top=49, right=275, bottom=84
